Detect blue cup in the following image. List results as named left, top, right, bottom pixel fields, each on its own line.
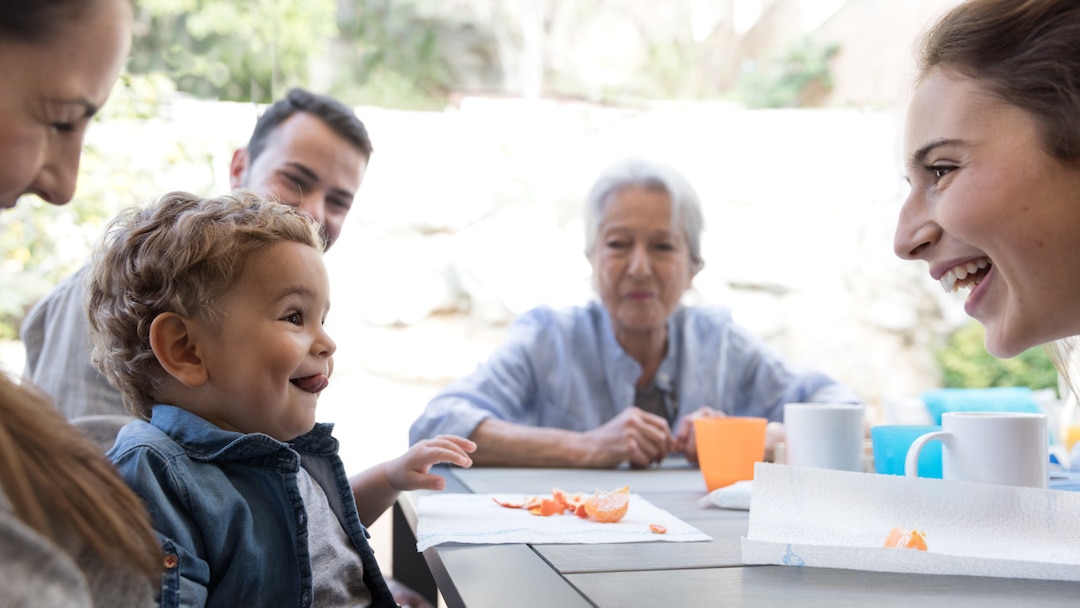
left=871, top=425, right=943, bottom=478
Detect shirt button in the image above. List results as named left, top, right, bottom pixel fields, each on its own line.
left=301, top=590, right=311, bottom=607
left=298, top=512, right=307, bottom=527
left=163, top=554, right=179, bottom=569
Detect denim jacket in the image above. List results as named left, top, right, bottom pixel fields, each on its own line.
left=108, top=405, right=396, bottom=608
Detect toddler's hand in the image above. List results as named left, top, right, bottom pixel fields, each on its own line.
left=386, top=435, right=476, bottom=492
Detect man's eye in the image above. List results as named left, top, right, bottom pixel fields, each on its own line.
left=281, top=173, right=309, bottom=190
left=329, top=197, right=352, bottom=211
left=51, top=122, right=76, bottom=134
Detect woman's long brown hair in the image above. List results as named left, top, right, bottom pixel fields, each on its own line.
left=0, top=373, right=162, bottom=580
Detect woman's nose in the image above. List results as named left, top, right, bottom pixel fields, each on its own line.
left=628, top=245, right=652, bottom=276
left=33, top=138, right=84, bottom=205
left=893, top=191, right=941, bottom=260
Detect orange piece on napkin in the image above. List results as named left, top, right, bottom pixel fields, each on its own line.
left=884, top=526, right=927, bottom=550
left=492, top=486, right=631, bottom=522
left=584, top=486, right=630, bottom=523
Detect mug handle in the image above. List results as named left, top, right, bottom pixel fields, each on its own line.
left=905, top=430, right=951, bottom=477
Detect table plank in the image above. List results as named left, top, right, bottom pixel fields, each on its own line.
left=566, top=565, right=1080, bottom=607
left=427, top=544, right=593, bottom=608
left=536, top=515, right=748, bottom=573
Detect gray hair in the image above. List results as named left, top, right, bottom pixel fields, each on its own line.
left=583, top=158, right=705, bottom=272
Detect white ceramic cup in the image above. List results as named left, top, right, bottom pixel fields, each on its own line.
left=905, top=411, right=1048, bottom=488
left=783, top=403, right=865, bottom=471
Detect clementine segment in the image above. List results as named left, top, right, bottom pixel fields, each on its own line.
left=583, top=486, right=630, bottom=523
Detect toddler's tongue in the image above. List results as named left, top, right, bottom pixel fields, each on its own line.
left=292, top=374, right=329, bottom=394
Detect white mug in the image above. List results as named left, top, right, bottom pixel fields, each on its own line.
left=905, top=411, right=1048, bottom=488
left=783, top=403, right=865, bottom=471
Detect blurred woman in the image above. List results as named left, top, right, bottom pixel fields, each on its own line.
left=893, top=0, right=1080, bottom=395
left=1, top=1, right=162, bottom=605
left=411, top=157, right=861, bottom=468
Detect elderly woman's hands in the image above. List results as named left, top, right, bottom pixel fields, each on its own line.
left=581, top=407, right=674, bottom=468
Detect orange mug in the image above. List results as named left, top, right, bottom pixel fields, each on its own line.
left=694, top=416, right=768, bottom=492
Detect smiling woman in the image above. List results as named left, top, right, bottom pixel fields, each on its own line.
left=892, top=0, right=1080, bottom=394
left=0, top=0, right=132, bottom=209
left=0, top=1, right=164, bottom=607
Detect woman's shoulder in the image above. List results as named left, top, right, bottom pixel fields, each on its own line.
left=0, top=486, right=93, bottom=608
left=511, top=303, right=597, bottom=333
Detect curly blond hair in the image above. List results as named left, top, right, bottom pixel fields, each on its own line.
left=86, top=190, right=324, bottom=418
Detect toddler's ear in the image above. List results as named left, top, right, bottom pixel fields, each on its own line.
left=149, top=313, right=208, bottom=388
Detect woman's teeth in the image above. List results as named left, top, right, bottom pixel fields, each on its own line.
left=940, top=258, right=990, bottom=293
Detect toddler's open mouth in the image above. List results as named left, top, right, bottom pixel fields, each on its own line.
left=291, top=374, right=329, bottom=394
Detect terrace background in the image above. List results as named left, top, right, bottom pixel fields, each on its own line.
left=10, top=0, right=1056, bottom=591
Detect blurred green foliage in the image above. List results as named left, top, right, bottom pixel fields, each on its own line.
left=935, top=321, right=1059, bottom=394
left=129, top=0, right=337, bottom=102
left=331, top=0, right=452, bottom=110
left=737, top=37, right=840, bottom=109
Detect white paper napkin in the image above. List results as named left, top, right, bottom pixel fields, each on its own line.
left=416, top=493, right=711, bottom=551
left=742, top=462, right=1080, bottom=581
left=699, top=480, right=753, bottom=510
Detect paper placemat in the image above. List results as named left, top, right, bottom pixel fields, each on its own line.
left=742, top=462, right=1080, bottom=581
left=416, top=493, right=711, bottom=551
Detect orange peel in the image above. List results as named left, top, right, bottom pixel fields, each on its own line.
left=492, top=486, right=631, bottom=523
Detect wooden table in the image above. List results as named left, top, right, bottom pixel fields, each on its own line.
left=392, top=461, right=1080, bottom=607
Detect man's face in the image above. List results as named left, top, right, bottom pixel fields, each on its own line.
left=230, top=112, right=367, bottom=248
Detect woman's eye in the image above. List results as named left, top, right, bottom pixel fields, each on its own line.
left=50, top=122, right=76, bottom=134
left=926, top=164, right=956, bottom=181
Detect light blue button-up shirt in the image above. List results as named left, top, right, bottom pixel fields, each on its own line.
left=410, top=301, right=861, bottom=443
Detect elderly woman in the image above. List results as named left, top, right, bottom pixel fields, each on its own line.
left=410, top=158, right=862, bottom=468
left=894, top=0, right=1080, bottom=400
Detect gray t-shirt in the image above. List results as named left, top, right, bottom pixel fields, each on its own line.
left=297, top=466, right=372, bottom=607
